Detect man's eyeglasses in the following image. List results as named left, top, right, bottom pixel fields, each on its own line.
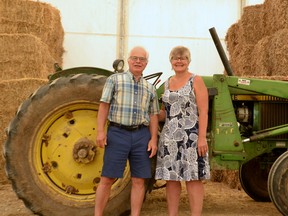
left=129, top=56, right=147, bottom=62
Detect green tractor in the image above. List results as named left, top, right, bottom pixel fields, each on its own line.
left=4, top=29, right=288, bottom=215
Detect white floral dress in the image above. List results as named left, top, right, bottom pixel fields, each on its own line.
left=155, top=74, right=210, bottom=181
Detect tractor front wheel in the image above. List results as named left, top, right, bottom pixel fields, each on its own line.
left=268, top=151, right=288, bottom=216
left=239, top=156, right=270, bottom=202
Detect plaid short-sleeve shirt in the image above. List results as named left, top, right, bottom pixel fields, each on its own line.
left=100, top=71, right=159, bottom=126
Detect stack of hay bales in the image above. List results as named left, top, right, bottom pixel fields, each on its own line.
left=0, top=0, right=64, bottom=184
left=225, top=0, right=288, bottom=80
left=0, top=0, right=64, bottom=79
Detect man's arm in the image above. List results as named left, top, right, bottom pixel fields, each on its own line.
left=96, top=102, right=110, bottom=148
left=147, top=114, right=159, bottom=158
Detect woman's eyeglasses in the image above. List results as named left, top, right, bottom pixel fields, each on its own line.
left=171, top=56, right=188, bottom=61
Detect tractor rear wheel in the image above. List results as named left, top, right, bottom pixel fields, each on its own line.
left=239, top=156, right=271, bottom=202
left=268, top=151, right=288, bottom=216
left=4, top=74, right=131, bottom=216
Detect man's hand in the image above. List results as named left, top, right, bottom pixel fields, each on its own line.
left=147, top=139, right=158, bottom=158
left=96, top=131, right=107, bottom=148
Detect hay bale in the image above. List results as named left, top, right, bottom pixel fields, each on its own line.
left=230, top=30, right=288, bottom=77
left=0, top=78, right=48, bottom=184
left=226, top=4, right=266, bottom=76
left=268, top=29, right=288, bottom=76
left=225, top=23, right=240, bottom=56
left=250, top=36, right=271, bottom=76
left=226, top=5, right=265, bottom=60
left=250, top=29, right=288, bottom=77
left=0, top=33, right=55, bottom=80
left=0, top=0, right=64, bottom=65
left=264, top=0, right=288, bottom=36
left=229, top=44, right=254, bottom=76
left=240, top=4, right=265, bottom=45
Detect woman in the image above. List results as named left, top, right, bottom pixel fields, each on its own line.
left=155, top=46, right=210, bottom=216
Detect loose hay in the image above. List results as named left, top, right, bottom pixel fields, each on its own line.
left=211, top=170, right=241, bottom=190
left=0, top=0, right=64, bottom=65
left=0, top=78, right=48, bottom=184
left=0, top=33, right=56, bottom=80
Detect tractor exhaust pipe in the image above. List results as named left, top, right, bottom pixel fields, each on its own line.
left=209, top=27, right=234, bottom=76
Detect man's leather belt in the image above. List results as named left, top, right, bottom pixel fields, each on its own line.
left=109, top=122, right=146, bottom=131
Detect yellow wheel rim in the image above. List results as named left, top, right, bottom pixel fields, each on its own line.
left=34, top=101, right=130, bottom=202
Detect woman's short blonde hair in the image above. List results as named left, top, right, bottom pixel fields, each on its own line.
left=169, top=46, right=191, bottom=63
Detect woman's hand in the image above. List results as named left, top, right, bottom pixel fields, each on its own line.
left=197, top=137, right=208, bottom=157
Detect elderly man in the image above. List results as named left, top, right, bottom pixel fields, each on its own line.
left=94, top=46, right=159, bottom=216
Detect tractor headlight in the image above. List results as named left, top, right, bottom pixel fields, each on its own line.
left=113, top=59, right=124, bottom=73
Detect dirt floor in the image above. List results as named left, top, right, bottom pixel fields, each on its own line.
left=0, top=181, right=282, bottom=216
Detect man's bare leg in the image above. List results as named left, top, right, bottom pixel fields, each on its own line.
left=94, top=176, right=115, bottom=216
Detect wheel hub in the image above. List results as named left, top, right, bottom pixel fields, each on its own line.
left=73, top=138, right=96, bottom=163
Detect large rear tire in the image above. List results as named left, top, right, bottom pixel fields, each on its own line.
left=268, top=151, right=288, bottom=216
left=4, top=74, right=131, bottom=216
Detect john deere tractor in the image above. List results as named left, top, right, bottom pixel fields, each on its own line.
left=4, top=28, right=288, bottom=215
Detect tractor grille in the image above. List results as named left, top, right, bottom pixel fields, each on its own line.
left=260, top=102, right=288, bottom=139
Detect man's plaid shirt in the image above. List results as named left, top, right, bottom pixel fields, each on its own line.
left=100, top=71, right=159, bottom=126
